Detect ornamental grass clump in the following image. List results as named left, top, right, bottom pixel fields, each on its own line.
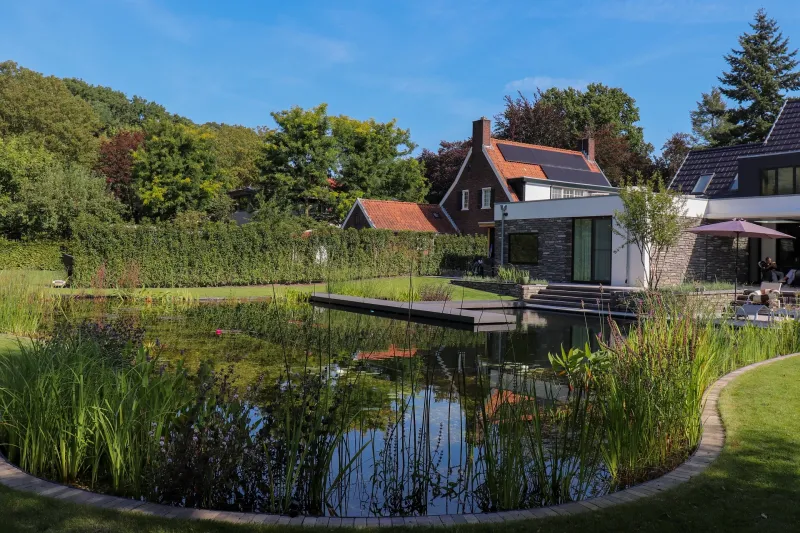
left=0, top=270, right=59, bottom=336
left=599, top=294, right=717, bottom=487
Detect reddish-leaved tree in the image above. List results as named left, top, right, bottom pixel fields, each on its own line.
left=418, top=139, right=470, bottom=203
left=96, top=130, right=144, bottom=218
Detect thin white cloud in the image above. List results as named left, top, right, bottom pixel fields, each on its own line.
left=272, top=27, right=354, bottom=65
left=559, top=0, right=753, bottom=24
left=504, top=76, right=588, bottom=92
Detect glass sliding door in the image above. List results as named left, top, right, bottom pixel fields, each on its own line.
left=572, top=217, right=612, bottom=284
left=573, top=219, right=593, bottom=282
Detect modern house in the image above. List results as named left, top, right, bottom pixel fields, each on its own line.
left=493, top=98, right=800, bottom=287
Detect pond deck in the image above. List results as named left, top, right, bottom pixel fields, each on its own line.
left=309, top=293, right=517, bottom=326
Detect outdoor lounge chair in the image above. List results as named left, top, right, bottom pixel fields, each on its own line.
left=748, top=282, right=784, bottom=306
left=734, top=304, right=767, bottom=321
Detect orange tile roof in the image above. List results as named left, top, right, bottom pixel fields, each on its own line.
left=484, top=139, right=603, bottom=201
left=358, top=199, right=456, bottom=233
left=355, top=344, right=419, bottom=361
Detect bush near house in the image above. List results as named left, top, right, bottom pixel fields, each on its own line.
left=0, top=239, right=64, bottom=270
left=69, top=220, right=486, bottom=288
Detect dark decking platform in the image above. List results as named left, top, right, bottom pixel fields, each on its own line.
left=309, top=293, right=517, bottom=326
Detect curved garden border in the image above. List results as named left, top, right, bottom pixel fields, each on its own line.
left=2, top=352, right=797, bottom=528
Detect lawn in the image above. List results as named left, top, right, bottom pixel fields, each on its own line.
left=3, top=355, right=799, bottom=532
left=6, top=270, right=509, bottom=302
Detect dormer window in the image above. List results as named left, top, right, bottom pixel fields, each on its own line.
left=692, top=174, right=713, bottom=194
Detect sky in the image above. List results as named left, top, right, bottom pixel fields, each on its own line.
left=2, top=0, right=800, bottom=155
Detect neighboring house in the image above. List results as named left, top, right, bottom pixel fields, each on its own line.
left=491, top=98, right=800, bottom=287
left=342, top=198, right=457, bottom=233
left=439, top=117, right=613, bottom=237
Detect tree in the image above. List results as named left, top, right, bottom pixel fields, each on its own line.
left=0, top=136, right=120, bottom=239
left=718, top=8, right=800, bottom=144
left=539, top=83, right=649, bottom=155
left=0, top=61, right=101, bottom=166
left=494, top=84, right=654, bottom=185
left=332, top=115, right=427, bottom=202
left=207, top=124, right=263, bottom=188
left=63, top=78, right=180, bottom=133
left=132, top=120, right=226, bottom=221
left=654, top=133, right=695, bottom=180
left=493, top=91, right=573, bottom=148
left=259, top=104, right=338, bottom=216
left=690, top=88, right=733, bottom=146
left=96, top=130, right=145, bottom=218
left=613, top=179, right=689, bottom=290
left=419, top=139, right=470, bottom=203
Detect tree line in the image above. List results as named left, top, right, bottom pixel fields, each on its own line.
left=1, top=9, right=797, bottom=242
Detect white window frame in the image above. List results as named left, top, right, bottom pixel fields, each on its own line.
left=481, top=187, right=492, bottom=209
left=461, top=190, right=469, bottom=211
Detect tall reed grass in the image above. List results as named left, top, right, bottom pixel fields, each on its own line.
left=0, top=271, right=60, bottom=336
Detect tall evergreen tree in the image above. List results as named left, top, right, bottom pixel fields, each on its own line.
left=690, top=88, right=732, bottom=146
left=718, top=8, right=800, bottom=144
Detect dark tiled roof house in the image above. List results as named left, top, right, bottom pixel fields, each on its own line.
left=670, top=98, right=800, bottom=198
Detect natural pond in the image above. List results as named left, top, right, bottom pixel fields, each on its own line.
left=62, top=300, right=618, bottom=517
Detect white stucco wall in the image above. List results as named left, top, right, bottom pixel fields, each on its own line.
left=522, top=182, right=551, bottom=201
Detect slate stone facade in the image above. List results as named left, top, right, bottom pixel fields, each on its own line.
left=658, top=218, right=750, bottom=286
left=495, top=218, right=573, bottom=282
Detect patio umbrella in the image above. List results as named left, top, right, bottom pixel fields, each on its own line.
left=687, top=219, right=795, bottom=296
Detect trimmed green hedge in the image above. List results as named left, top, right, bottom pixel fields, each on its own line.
left=69, top=222, right=486, bottom=288
left=0, top=239, right=64, bottom=270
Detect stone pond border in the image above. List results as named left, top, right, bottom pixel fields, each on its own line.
left=2, top=352, right=798, bottom=528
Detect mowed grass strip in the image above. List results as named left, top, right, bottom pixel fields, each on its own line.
left=3, top=355, right=800, bottom=532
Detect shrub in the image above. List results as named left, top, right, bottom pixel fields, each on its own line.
left=0, top=239, right=64, bottom=270
left=69, top=220, right=486, bottom=288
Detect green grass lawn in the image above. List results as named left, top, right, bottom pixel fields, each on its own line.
left=4, top=270, right=509, bottom=302
left=3, top=356, right=800, bottom=532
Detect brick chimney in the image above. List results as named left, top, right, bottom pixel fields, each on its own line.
left=577, top=135, right=596, bottom=161
left=472, top=117, right=491, bottom=153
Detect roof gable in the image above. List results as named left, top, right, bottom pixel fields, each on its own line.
left=764, top=98, right=800, bottom=151
left=349, top=199, right=456, bottom=233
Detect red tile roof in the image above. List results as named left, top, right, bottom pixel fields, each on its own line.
left=357, top=199, right=456, bottom=233
left=484, top=139, right=604, bottom=201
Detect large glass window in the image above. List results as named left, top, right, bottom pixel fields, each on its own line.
left=761, top=167, right=798, bottom=195
left=508, top=233, right=539, bottom=265
left=778, top=167, right=795, bottom=195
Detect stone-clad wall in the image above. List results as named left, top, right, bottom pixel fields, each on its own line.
left=495, top=218, right=573, bottom=282
left=659, top=218, right=751, bottom=286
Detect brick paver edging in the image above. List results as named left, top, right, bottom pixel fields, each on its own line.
left=2, top=352, right=797, bottom=528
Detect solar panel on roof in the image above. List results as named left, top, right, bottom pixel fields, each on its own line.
left=540, top=165, right=610, bottom=186
left=497, top=143, right=589, bottom=171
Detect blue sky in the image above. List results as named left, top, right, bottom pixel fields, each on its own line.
left=3, top=0, right=799, bottom=154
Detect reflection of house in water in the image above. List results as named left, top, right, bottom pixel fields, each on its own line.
left=354, top=345, right=419, bottom=361
left=485, top=366, right=569, bottom=403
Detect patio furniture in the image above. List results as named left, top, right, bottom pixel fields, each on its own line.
left=688, top=220, right=795, bottom=297
left=748, top=282, right=784, bottom=306
left=51, top=280, right=67, bottom=288
left=734, top=303, right=767, bottom=321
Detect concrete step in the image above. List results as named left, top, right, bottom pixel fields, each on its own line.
left=536, top=290, right=613, bottom=302
left=525, top=297, right=611, bottom=310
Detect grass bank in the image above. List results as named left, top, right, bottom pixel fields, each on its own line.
left=3, top=354, right=800, bottom=532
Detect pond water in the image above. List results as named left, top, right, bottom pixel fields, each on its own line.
left=57, top=300, right=623, bottom=517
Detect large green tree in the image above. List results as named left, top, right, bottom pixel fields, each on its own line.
left=0, top=61, right=101, bottom=166
left=132, top=120, right=227, bottom=221
left=332, top=115, right=427, bottom=202
left=206, top=123, right=263, bottom=188
left=690, top=88, right=733, bottom=146
left=0, top=136, right=120, bottom=239
left=718, top=9, right=800, bottom=144
left=259, top=104, right=338, bottom=217
left=63, top=78, right=181, bottom=133
left=538, top=83, right=649, bottom=155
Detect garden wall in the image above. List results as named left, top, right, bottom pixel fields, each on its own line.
left=450, top=279, right=547, bottom=299
left=69, top=222, right=487, bottom=288
left=0, top=239, right=64, bottom=270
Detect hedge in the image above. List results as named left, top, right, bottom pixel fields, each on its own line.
left=0, top=239, right=64, bottom=270
left=69, top=221, right=487, bottom=288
